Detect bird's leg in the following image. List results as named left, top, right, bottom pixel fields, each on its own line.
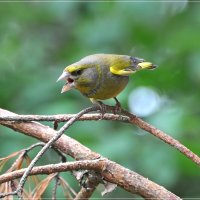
left=114, top=97, right=121, bottom=107
left=90, top=98, right=107, bottom=118
left=113, top=97, right=122, bottom=114
left=97, top=101, right=107, bottom=118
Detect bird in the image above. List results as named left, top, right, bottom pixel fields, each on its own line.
left=57, top=54, right=157, bottom=110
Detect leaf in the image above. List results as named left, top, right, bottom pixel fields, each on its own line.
left=59, top=176, right=77, bottom=198
left=9, top=152, right=25, bottom=172
left=0, top=150, right=22, bottom=171
left=0, top=182, right=13, bottom=200
left=101, top=181, right=117, bottom=196
left=32, top=173, right=56, bottom=199
left=14, top=155, right=24, bottom=170
left=30, top=174, right=40, bottom=190
left=24, top=155, right=32, bottom=167
left=0, top=151, right=22, bottom=162
left=0, top=182, right=6, bottom=193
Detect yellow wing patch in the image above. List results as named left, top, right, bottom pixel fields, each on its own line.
left=137, top=62, right=156, bottom=70
left=110, top=66, right=135, bottom=76
left=110, top=61, right=156, bottom=76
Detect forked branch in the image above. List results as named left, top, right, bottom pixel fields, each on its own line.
left=0, top=106, right=199, bottom=199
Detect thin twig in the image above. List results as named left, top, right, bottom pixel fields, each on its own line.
left=52, top=173, right=60, bottom=200
left=24, top=142, right=45, bottom=152
left=7, top=143, right=45, bottom=173
left=53, top=148, right=67, bottom=163
left=16, top=106, right=100, bottom=199
left=74, top=187, right=96, bottom=200
left=0, top=107, right=196, bottom=199
left=0, top=191, right=17, bottom=198
left=0, top=113, right=128, bottom=122
left=0, top=107, right=199, bottom=166
left=0, top=159, right=181, bottom=200
left=121, top=109, right=200, bottom=166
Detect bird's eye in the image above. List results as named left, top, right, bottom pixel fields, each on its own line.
left=71, top=69, right=82, bottom=76
left=76, top=70, right=82, bottom=75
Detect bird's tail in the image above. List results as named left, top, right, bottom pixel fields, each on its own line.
left=138, top=62, right=157, bottom=70
left=130, top=56, right=157, bottom=72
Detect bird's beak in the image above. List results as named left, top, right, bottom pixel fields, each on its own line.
left=61, top=84, right=73, bottom=93
left=57, top=71, right=69, bottom=82
left=57, top=71, right=74, bottom=93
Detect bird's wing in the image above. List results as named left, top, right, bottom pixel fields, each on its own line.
left=110, top=63, right=136, bottom=76
left=110, top=57, right=157, bottom=76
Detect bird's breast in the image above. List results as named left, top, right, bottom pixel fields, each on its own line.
left=82, top=65, right=129, bottom=100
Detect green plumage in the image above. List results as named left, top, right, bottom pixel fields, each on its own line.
left=57, top=54, right=157, bottom=103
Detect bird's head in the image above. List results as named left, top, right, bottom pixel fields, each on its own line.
left=57, top=63, right=97, bottom=94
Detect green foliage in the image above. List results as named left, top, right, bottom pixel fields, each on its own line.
left=0, top=2, right=199, bottom=198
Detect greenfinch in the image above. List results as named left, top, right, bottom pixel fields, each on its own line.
left=57, top=54, right=157, bottom=107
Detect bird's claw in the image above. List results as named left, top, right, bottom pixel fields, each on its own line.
left=98, top=101, right=107, bottom=119
left=113, top=97, right=122, bottom=114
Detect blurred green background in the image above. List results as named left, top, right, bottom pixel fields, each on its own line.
left=0, top=1, right=200, bottom=199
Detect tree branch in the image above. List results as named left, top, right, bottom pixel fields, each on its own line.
left=0, top=107, right=182, bottom=199
left=0, top=108, right=100, bottom=161
left=17, top=106, right=100, bottom=199
left=0, top=108, right=199, bottom=166
left=0, top=159, right=180, bottom=199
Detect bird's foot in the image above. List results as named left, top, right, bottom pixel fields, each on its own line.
left=97, top=101, right=107, bottom=119
left=113, top=97, right=122, bottom=114
left=90, top=98, right=108, bottom=119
